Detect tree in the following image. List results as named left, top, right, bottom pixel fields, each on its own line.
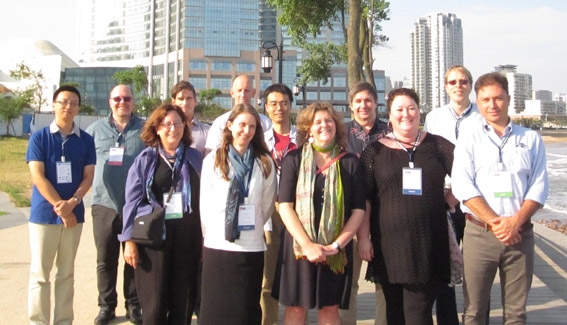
left=198, top=88, right=222, bottom=106
left=267, top=0, right=390, bottom=87
left=112, top=66, right=158, bottom=116
left=9, top=63, right=47, bottom=111
left=0, top=97, right=25, bottom=136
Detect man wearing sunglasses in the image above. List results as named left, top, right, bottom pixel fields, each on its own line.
left=86, top=85, right=145, bottom=324
left=424, top=66, right=483, bottom=324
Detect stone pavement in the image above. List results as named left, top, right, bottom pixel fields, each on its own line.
left=1, top=191, right=566, bottom=324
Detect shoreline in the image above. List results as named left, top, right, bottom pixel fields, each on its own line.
left=539, top=129, right=567, bottom=143
left=536, top=219, right=567, bottom=235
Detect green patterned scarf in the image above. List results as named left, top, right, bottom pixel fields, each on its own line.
left=294, top=141, right=347, bottom=273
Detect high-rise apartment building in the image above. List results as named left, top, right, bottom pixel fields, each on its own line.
left=495, top=65, right=532, bottom=114
left=83, top=0, right=387, bottom=113
left=84, top=0, right=276, bottom=107
left=411, top=13, right=463, bottom=111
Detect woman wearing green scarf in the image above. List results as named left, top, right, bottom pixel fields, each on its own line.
left=272, top=102, right=366, bottom=324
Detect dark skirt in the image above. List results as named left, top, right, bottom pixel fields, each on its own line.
left=199, top=247, right=264, bottom=325
left=271, top=229, right=352, bottom=310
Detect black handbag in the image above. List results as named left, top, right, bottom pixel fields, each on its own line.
left=130, top=147, right=186, bottom=246
left=131, top=206, right=166, bottom=246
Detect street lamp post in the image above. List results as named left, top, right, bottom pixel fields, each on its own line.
left=261, top=40, right=283, bottom=84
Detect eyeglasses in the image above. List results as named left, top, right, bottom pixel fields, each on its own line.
left=447, top=79, right=469, bottom=86
left=267, top=101, right=290, bottom=108
left=54, top=100, right=79, bottom=108
left=161, top=122, right=184, bottom=129
left=111, top=96, right=133, bottom=103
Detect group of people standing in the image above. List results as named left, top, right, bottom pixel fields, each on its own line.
left=25, top=65, right=548, bottom=325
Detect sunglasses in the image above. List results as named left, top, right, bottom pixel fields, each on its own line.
left=111, top=96, right=133, bottom=103
left=447, top=79, right=469, bottom=86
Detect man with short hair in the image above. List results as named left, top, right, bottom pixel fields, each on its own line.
left=171, top=80, right=210, bottom=156
left=424, top=65, right=483, bottom=325
left=26, top=85, right=96, bottom=324
left=452, top=72, right=549, bottom=324
left=345, top=81, right=388, bottom=325
left=261, top=84, right=297, bottom=325
left=204, top=75, right=272, bottom=153
left=86, top=85, right=145, bottom=324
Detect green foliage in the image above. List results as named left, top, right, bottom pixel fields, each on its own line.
left=79, top=104, right=97, bottom=116
left=297, top=42, right=345, bottom=85
left=0, top=97, right=25, bottom=135
left=195, top=103, right=226, bottom=122
left=9, top=62, right=47, bottom=112
left=198, top=88, right=222, bottom=105
left=267, top=0, right=344, bottom=43
left=112, top=66, right=149, bottom=94
left=112, top=66, right=159, bottom=116
left=0, top=137, right=32, bottom=207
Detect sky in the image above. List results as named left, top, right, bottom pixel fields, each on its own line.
left=1, top=0, right=566, bottom=94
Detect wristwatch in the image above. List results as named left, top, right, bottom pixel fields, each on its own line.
left=72, top=196, right=81, bottom=204
left=331, top=241, right=342, bottom=252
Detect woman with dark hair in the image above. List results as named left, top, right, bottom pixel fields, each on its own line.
left=199, top=104, right=277, bottom=325
left=358, top=88, right=455, bottom=324
left=120, top=104, right=203, bottom=324
left=272, top=102, right=365, bottom=324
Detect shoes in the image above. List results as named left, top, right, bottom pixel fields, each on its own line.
left=126, top=305, right=143, bottom=324
left=94, top=307, right=115, bottom=325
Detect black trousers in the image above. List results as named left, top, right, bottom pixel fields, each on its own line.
left=135, top=216, right=202, bottom=325
left=92, top=205, right=138, bottom=309
left=382, top=281, right=439, bottom=325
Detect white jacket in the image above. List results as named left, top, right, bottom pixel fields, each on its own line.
left=200, top=151, right=277, bottom=252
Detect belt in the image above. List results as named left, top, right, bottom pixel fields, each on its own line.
left=465, top=213, right=533, bottom=232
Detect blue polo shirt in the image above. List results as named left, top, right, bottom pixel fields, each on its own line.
left=26, top=122, right=96, bottom=224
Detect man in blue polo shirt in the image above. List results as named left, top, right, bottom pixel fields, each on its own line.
left=86, top=85, right=145, bottom=324
left=26, top=85, right=96, bottom=324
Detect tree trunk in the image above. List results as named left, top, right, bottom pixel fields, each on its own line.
left=347, top=0, right=363, bottom=88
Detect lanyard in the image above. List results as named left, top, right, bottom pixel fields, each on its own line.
left=158, top=147, right=186, bottom=203
left=115, top=132, right=123, bottom=148
left=61, top=136, right=70, bottom=162
left=451, top=103, right=472, bottom=140
left=392, top=130, right=421, bottom=168
left=486, top=127, right=513, bottom=169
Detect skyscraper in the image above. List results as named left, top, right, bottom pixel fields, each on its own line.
left=495, top=65, right=533, bottom=114
left=411, top=13, right=463, bottom=111
left=84, top=0, right=276, bottom=106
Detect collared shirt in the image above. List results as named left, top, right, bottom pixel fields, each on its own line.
left=86, top=114, right=145, bottom=212
left=452, top=119, right=549, bottom=218
left=49, top=120, right=81, bottom=137
left=26, top=123, right=96, bottom=224
left=191, top=118, right=210, bottom=156
left=424, top=103, right=483, bottom=144
left=345, top=118, right=388, bottom=156
left=205, top=110, right=272, bottom=151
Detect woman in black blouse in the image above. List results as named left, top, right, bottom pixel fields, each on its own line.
left=272, top=102, right=365, bottom=324
left=358, top=88, right=455, bottom=324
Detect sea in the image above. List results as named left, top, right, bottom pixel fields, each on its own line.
left=536, top=141, right=567, bottom=222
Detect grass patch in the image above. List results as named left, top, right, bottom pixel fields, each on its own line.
left=0, top=211, right=7, bottom=216
left=0, top=136, right=32, bottom=207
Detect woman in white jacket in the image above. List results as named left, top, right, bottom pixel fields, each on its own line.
left=199, top=104, right=277, bottom=325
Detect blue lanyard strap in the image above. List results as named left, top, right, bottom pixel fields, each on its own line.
left=392, top=130, right=421, bottom=167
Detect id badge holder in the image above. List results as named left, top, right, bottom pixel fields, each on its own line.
left=56, top=161, right=73, bottom=184
left=238, top=198, right=256, bottom=231
left=402, top=167, right=422, bottom=195
left=492, top=170, right=513, bottom=198
left=164, top=192, right=183, bottom=219
left=108, top=147, right=125, bottom=166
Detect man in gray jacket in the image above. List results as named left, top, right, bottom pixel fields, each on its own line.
left=86, top=85, right=145, bottom=324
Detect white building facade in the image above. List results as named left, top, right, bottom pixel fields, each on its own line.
left=411, top=13, right=463, bottom=111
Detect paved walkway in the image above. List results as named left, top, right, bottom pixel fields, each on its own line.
left=1, top=191, right=566, bottom=324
